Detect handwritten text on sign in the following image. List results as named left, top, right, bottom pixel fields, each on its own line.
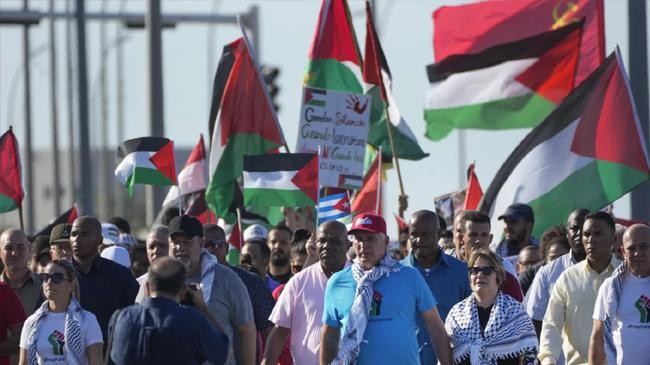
left=296, top=87, right=371, bottom=189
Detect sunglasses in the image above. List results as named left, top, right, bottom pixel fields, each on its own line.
left=39, top=272, right=68, bottom=284
left=206, top=240, right=228, bottom=248
left=468, top=266, right=496, bottom=276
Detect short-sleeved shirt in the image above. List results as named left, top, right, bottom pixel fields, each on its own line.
left=0, top=270, right=42, bottom=316
left=0, top=282, right=26, bottom=365
left=593, top=273, right=650, bottom=365
left=194, top=260, right=254, bottom=365
left=401, top=252, right=471, bottom=365
left=322, top=264, right=437, bottom=365
left=73, top=255, right=139, bottom=342
left=270, top=263, right=331, bottom=365
left=19, top=310, right=103, bottom=365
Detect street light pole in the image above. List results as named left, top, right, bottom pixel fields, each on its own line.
left=146, top=0, right=165, bottom=224
left=76, top=0, right=93, bottom=216
left=22, top=0, right=34, bottom=233
left=65, top=0, right=76, bottom=207
left=49, top=0, right=61, bottom=217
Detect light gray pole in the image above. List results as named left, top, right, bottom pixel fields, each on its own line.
left=22, top=0, right=34, bottom=233
left=115, top=0, right=126, bottom=218
left=99, top=0, right=110, bottom=219
left=76, top=0, right=93, bottom=216
left=146, top=0, right=165, bottom=224
left=65, top=0, right=76, bottom=206
left=49, top=0, right=61, bottom=217
left=629, top=0, right=650, bottom=222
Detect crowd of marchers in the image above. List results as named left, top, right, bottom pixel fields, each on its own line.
left=0, top=202, right=648, bottom=365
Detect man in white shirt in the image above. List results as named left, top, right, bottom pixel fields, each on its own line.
left=590, top=223, right=650, bottom=365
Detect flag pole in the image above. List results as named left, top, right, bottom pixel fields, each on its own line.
left=375, top=146, right=382, bottom=215
left=236, top=16, right=290, bottom=154
left=236, top=207, right=244, bottom=246
left=18, top=205, right=24, bottom=231
left=316, top=146, right=322, bottom=227
left=365, top=1, right=407, bottom=217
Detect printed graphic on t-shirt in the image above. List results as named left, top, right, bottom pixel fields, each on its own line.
left=370, top=290, right=383, bottom=316
left=47, top=330, right=65, bottom=355
left=635, top=295, right=650, bottom=323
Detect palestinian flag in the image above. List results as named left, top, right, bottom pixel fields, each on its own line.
left=205, top=37, right=285, bottom=223
left=162, top=135, right=208, bottom=214
left=304, top=0, right=363, bottom=93
left=243, top=153, right=318, bottom=208
left=463, top=163, right=484, bottom=210
left=0, top=127, right=23, bottom=213
left=433, top=0, right=604, bottom=85
left=363, top=1, right=428, bottom=161
left=480, top=50, right=650, bottom=238
left=351, top=152, right=381, bottom=215
left=424, top=21, right=583, bottom=141
left=115, top=137, right=177, bottom=196
left=32, top=205, right=78, bottom=238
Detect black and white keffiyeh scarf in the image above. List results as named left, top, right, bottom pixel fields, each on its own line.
left=603, top=261, right=628, bottom=365
left=334, top=253, right=400, bottom=365
left=26, top=298, right=86, bottom=365
left=445, top=291, right=538, bottom=365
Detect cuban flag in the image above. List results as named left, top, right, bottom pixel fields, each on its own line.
left=318, top=193, right=352, bottom=225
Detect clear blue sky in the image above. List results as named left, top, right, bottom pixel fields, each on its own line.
left=0, top=0, right=640, bottom=235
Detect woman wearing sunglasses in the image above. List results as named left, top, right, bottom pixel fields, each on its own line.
left=18, top=260, right=103, bottom=365
left=445, top=249, right=537, bottom=365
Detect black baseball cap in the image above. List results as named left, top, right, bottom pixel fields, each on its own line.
left=498, top=203, right=534, bottom=222
left=168, top=215, right=203, bottom=239
left=50, top=223, right=72, bottom=244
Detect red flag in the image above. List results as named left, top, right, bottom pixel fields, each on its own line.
left=394, top=214, right=409, bottom=233
left=0, top=128, right=24, bottom=213
left=228, top=222, right=242, bottom=250
left=433, top=0, right=604, bottom=84
left=351, top=153, right=382, bottom=215
left=363, top=1, right=387, bottom=101
left=463, top=163, right=483, bottom=210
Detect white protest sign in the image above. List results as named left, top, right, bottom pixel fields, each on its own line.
left=296, top=87, right=371, bottom=189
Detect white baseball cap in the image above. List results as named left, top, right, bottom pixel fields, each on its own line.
left=243, top=224, right=268, bottom=243
left=100, top=245, right=131, bottom=268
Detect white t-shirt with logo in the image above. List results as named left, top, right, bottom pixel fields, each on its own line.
left=593, top=273, right=650, bottom=365
left=19, top=311, right=103, bottom=365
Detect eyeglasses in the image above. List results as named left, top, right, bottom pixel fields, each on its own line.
left=39, top=272, right=67, bottom=284
left=206, top=240, right=228, bottom=249
left=468, top=266, right=496, bottom=276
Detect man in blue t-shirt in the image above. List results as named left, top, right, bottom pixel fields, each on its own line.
left=320, top=213, right=453, bottom=365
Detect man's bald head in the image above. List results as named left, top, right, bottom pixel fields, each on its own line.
left=622, top=224, right=650, bottom=277
left=147, top=257, right=186, bottom=297
left=0, top=228, right=30, bottom=273
left=316, top=220, right=349, bottom=276
left=317, top=220, right=347, bottom=237
left=410, top=210, right=440, bottom=230
left=0, top=228, right=29, bottom=247
left=75, top=216, right=102, bottom=234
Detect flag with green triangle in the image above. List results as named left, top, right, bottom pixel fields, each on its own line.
left=424, top=21, right=582, bottom=141
left=304, top=0, right=363, bottom=94
left=115, top=137, right=177, bottom=196
left=205, top=37, right=285, bottom=223
left=363, top=1, right=428, bottom=161
left=480, top=49, right=650, bottom=238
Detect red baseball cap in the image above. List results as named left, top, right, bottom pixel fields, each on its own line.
left=348, top=212, right=386, bottom=235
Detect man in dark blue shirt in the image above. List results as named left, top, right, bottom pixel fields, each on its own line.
left=71, top=216, right=139, bottom=342
left=109, top=257, right=228, bottom=365
left=401, top=210, right=471, bottom=365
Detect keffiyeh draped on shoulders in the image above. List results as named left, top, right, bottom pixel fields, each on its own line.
left=445, top=291, right=538, bottom=365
